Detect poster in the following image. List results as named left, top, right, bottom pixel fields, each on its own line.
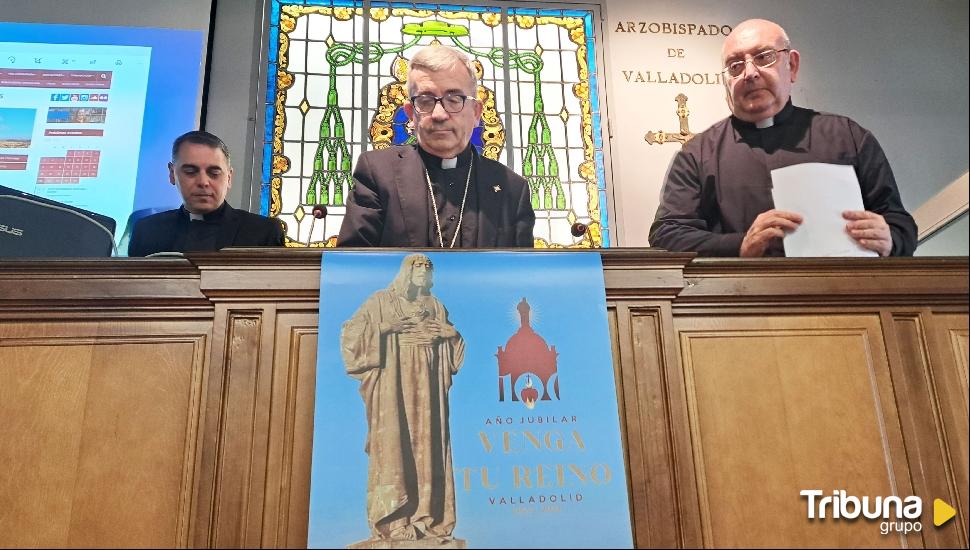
left=310, top=251, right=632, bottom=548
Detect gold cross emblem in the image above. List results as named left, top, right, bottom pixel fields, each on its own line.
left=645, top=93, right=696, bottom=148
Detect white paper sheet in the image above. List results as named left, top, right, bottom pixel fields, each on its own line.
left=770, top=163, right=878, bottom=257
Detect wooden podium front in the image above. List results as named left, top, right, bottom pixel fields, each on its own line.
left=0, top=251, right=966, bottom=548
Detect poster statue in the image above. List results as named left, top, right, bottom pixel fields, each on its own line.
left=340, top=254, right=466, bottom=547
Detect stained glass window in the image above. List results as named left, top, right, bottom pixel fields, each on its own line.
left=263, top=0, right=610, bottom=247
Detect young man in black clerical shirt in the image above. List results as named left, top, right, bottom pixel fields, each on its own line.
left=650, top=19, right=916, bottom=257
left=337, top=45, right=535, bottom=248
left=127, top=131, right=284, bottom=256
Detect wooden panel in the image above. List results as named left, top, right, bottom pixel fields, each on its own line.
left=199, top=304, right=319, bottom=549
left=679, top=257, right=969, bottom=308
left=677, top=315, right=909, bottom=548
left=945, top=319, right=969, bottom=540
left=614, top=304, right=701, bottom=548
left=3, top=252, right=967, bottom=549
left=609, top=305, right=642, bottom=545
left=262, top=312, right=318, bottom=549
left=926, top=313, right=970, bottom=544
left=883, top=312, right=963, bottom=548
left=943, top=318, right=969, bottom=408
left=0, top=322, right=207, bottom=548
left=209, top=310, right=266, bottom=548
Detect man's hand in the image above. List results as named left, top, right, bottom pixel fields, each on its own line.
left=740, top=209, right=804, bottom=257
left=843, top=210, right=891, bottom=256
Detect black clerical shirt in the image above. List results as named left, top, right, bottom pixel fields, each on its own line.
left=172, top=202, right=228, bottom=252
left=418, top=145, right=479, bottom=247
left=650, top=100, right=917, bottom=256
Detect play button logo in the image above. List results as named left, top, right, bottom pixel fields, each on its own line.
left=933, top=499, right=956, bottom=527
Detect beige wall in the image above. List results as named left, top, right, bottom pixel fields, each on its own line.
left=601, top=0, right=969, bottom=246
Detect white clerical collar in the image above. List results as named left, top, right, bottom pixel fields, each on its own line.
left=441, top=156, right=458, bottom=169
left=755, top=116, right=775, bottom=129
left=188, top=212, right=205, bottom=221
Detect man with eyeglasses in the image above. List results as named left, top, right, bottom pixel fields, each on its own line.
left=650, top=19, right=916, bottom=257
left=338, top=45, right=535, bottom=248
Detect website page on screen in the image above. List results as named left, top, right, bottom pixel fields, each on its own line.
left=0, top=21, right=205, bottom=252
left=0, top=42, right=150, bottom=235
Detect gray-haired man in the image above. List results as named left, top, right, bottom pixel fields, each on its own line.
left=338, top=45, right=535, bottom=248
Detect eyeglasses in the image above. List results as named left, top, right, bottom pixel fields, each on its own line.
left=410, top=93, right=474, bottom=114
left=722, top=48, right=791, bottom=78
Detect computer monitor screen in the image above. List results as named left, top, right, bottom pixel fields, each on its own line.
left=0, top=21, right=206, bottom=251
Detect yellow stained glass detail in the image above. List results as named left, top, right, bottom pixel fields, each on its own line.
left=482, top=12, right=501, bottom=27
left=333, top=7, right=353, bottom=20
left=272, top=155, right=290, bottom=175
left=369, top=7, right=389, bottom=21
left=515, top=15, right=535, bottom=29
left=278, top=71, right=293, bottom=90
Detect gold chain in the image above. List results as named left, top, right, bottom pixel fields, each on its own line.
left=425, top=156, right=473, bottom=248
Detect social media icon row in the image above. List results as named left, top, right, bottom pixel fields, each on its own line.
left=49, top=93, right=109, bottom=102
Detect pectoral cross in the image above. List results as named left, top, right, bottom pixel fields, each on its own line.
left=644, top=93, right=696, bottom=147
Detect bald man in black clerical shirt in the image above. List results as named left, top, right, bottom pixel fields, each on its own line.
left=337, top=45, right=535, bottom=248
left=128, top=131, right=284, bottom=256
left=650, top=19, right=916, bottom=257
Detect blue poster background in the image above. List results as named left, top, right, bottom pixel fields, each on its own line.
left=310, top=251, right=632, bottom=548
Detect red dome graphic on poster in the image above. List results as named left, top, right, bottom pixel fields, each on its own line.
left=496, top=298, right=559, bottom=407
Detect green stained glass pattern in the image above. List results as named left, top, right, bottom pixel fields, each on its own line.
left=265, top=2, right=610, bottom=248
